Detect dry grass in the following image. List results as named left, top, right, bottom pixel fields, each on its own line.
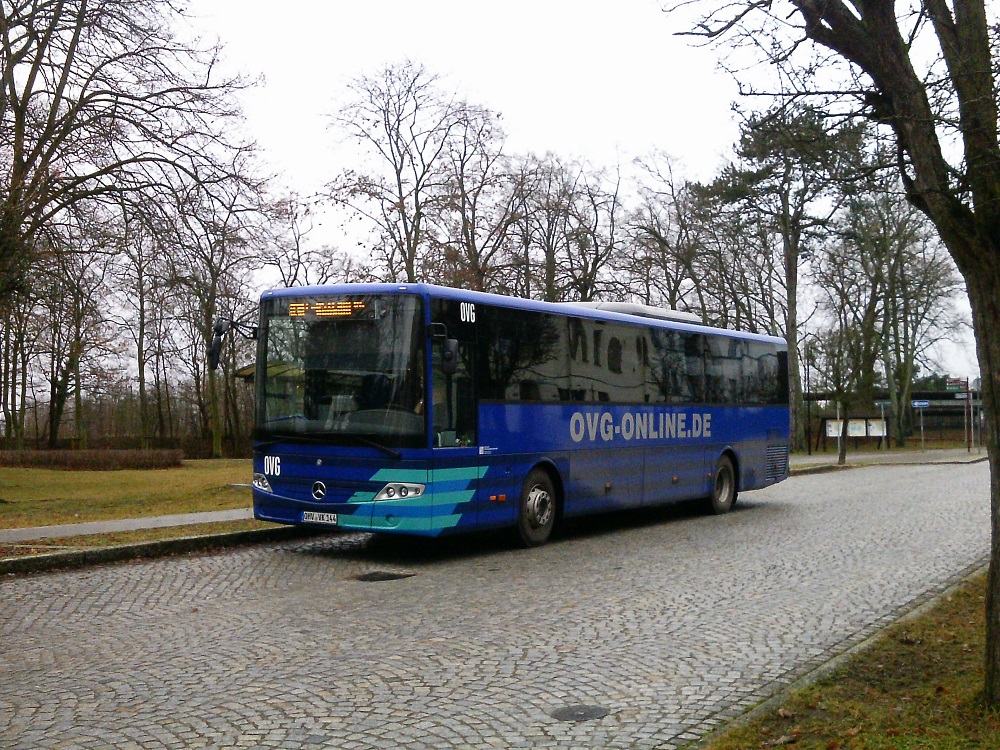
left=0, top=459, right=252, bottom=528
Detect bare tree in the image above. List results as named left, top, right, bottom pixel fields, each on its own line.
left=110, top=197, right=172, bottom=450
left=629, top=154, right=707, bottom=312
left=32, top=216, right=116, bottom=449
left=562, top=166, right=626, bottom=302
left=261, top=194, right=372, bottom=287
left=830, top=169, right=965, bottom=445
left=498, top=157, right=549, bottom=298
left=429, top=105, right=518, bottom=291
left=0, top=0, right=252, bottom=304
left=507, top=153, right=582, bottom=302
left=168, top=156, right=264, bottom=458
left=690, top=188, right=786, bottom=333
left=1, top=287, right=39, bottom=447
left=631, top=156, right=788, bottom=333
left=678, top=0, right=1000, bottom=703
left=328, top=61, right=465, bottom=283
left=812, top=230, right=887, bottom=464
left=699, top=105, right=864, bottom=448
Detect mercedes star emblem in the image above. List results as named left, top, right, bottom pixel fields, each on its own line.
left=311, top=481, right=327, bottom=500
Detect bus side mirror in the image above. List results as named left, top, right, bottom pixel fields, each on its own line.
left=209, top=319, right=231, bottom=371
left=429, top=323, right=459, bottom=375
left=442, top=338, right=459, bottom=375
left=209, top=337, right=222, bottom=371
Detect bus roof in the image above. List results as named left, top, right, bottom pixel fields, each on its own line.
left=260, top=282, right=787, bottom=346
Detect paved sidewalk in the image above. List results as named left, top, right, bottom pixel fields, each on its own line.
left=0, top=448, right=986, bottom=547
left=0, top=507, right=254, bottom=543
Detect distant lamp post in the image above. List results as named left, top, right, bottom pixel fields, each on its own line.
left=803, top=339, right=814, bottom=456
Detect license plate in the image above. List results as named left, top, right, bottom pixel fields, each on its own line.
left=302, top=511, right=338, bottom=525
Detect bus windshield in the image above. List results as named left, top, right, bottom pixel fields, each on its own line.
left=256, top=294, right=425, bottom=449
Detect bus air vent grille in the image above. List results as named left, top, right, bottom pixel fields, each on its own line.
left=765, top=445, right=789, bottom=481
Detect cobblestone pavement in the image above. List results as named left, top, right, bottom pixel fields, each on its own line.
left=0, top=462, right=990, bottom=749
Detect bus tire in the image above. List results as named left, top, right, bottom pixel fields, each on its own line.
left=707, top=454, right=737, bottom=514
left=516, top=468, right=557, bottom=547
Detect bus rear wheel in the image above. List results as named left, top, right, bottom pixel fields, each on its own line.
left=516, top=468, right=557, bottom=547
left=706, top=455, right=737, bottom=514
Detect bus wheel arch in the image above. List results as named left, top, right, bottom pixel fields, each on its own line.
left=706, top=450, right=739, bottom=515
left=515, top=463, right=562, bottom=547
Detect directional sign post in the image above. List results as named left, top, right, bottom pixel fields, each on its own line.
left=946, top=377, right=968, bottom=392
left=875, top=401, right=890, bottom=450
left=912, top=400, right=929, bottom=451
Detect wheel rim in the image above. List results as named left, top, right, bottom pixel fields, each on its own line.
left=715, top=465, right=733, bottom=506
left=525, top=484, right=553, bottom=529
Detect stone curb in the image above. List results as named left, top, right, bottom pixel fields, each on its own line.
left=789, top=464, right=854, bottom=476
left=790, top=455, right=989, bottom=476
left=0, top=526, right=322, bottom=577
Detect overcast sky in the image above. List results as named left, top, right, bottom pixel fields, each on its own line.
left=192, top=0, right=980, bottom=379
left=196, top=0, right=738, bottom=191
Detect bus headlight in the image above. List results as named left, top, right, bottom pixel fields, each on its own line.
left=374, top=483, right=424, bottom=501
left=253, top=473, right=272, bottom=492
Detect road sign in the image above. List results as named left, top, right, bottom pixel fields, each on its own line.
left=946, top=378, right=968, bottom=391
left=912, top=400, right=930, bottom=409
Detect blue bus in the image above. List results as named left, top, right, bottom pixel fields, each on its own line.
left=239, top=283, right=789, bottom=546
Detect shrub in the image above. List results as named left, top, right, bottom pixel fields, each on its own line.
left=0, top=449, right=185, bottom=471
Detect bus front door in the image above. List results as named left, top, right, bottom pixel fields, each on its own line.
left=429, top=333, right=488, bottom=535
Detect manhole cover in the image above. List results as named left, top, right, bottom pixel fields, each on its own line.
left=353, top=571, right=415, bottom=582
left=549, top=705, right=609, bottom=722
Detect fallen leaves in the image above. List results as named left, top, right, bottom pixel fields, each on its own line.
left=765, top=734, right=797, bottom=747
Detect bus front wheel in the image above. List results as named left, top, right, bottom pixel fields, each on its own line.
left=707, top=455, right=737, bottom=514
left=516, top=468, right=557, bottom=547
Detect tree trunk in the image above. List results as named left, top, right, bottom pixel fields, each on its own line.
left=73, top=351, right=86, bottom=450
left=208, top=362, right=223, bottom=459
left=137, top=291, right=150, bottom=451
left=965, top=268, right=1000, bottom=705
left=16, top=332, right=27, bottom=449
left=785, top=242, right=804, bottom=452
left=47, top=359, right=73, bottom=450
left=2, top=310, right=12, bottom=447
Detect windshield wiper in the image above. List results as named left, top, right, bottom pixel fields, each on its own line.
left=347, top=435, right=402, bottom=460
left=257, top=433, right=329, bottom=446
